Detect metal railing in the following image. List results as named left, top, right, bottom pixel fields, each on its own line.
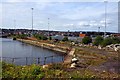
left=1, top=55, right=64, bottom=65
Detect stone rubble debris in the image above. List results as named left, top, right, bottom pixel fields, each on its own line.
left=70, top=56, right=79, bottom=68
left=106, top=44, right=120, bottom=51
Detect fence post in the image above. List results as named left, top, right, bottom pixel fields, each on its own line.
left=51, top=56, right=53, bottom=63
left=44, top=57, right=47, bottom=65
left=26, top=57, right=27, bottom=65
left=33, top=57, right=36, bottom=64
left=12, top=58, right=15, bottom=64
left=62, top=56, right=64, bottom=62
left=38, top=57, right=40, bottom=64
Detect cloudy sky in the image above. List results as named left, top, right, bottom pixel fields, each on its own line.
left=0, top=0, right=119, bottom=33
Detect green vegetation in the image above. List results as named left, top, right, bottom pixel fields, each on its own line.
left=16, top=34, right=28, bottom=39
left=0, top=62, right=2, bottom=78
left=93, top=36, right=104, bottom=46
left=41, top=36, right=48, bottom=40
left=75, top=48, right=107, bottom=66
left=2, top=61, right=119, bottom=79
left=101, top=37, right=113, bottom=47
left=34, top=34, right=48, bottom=40
left=10, top=34, right=28, bottom=39
left=112, top=37, right=120, bottom=44
left=92, top=36, right=120, bottom=47
left=62, top=36, right=69, bottom=42
left=101, top=37, right=120, bottom=47
left=13, top=37, right=16, bottom=40
left=2, top=62, right=44, bottom=79
left=1, top=62, right=98, bottom=79
left=33, top=34, right=40, bottom=40
left=48, top=36, right=52, bottom=40
left=82, top=36, right=92, bottom=44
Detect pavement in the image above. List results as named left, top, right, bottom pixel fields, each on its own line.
left=64, top=48, right=75, bottom=64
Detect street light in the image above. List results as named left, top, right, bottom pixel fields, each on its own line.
left=98, top=26, right=100, bottom=35
left=31, top=8, right=34, bottom=37
left=104, top=1, right=108, bottom=38
left=98, top=27, right=100, bottom=33
left=14, top=19, right=16, bottom=34
left=48, top=18, right=50, bottom=39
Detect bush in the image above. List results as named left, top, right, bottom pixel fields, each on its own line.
left=101, top=37, right=120, bottom=47
left=62, top=36, right=69, bottom=42
left=2, top=62, right=45, bottom=79
left=82, top=36, right=92, bottom=44
left=34, top=34, right=48, bottom=40
left=33, top=34, right=41, bottom=40
left=17, top=34, right=27, bottom=39
left=48, top=36, right=52, bottom=40
left=93, top=36, right=104, bottom=46
left=112, top=37, right=120, bottom=44
left=41, top=36, right=48, bottom=40
left=101, top=37, right=113, bottom=47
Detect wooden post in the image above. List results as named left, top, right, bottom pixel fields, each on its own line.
left=44, top=57, right=47, bottom=65
left=26, top=57, right=27, bottom=65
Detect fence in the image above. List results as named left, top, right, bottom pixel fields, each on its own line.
left=1, top=55, right=64, bottom=65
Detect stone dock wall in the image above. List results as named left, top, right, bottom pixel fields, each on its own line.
left=17, top=39, right=67, bottom=55
left=17, top=39, right=75, bottom=64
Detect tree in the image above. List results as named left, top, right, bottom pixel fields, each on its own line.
left=93, top=36, right=104, bottom=46
left=41, top=36, right=48, bottom=40
left=62, top=36, right=69, bottom=42
left=33, top=34, right=41, bottom=40
left=17, top=34, right=27, bottom=39
left=48, top=36, right=52, bottom=40
left=82, top=36, right=92, bottom=44
left=33, top=34, right=48, bottom=40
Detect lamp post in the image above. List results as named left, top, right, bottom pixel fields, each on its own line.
left=98, top=26, right=100, bottom=35
left=48, top=18, right=50, bottom=40
left=14, top=19, right=16, bottom=35
left=31, top=8, right=34, bottom=37
left=104, top=1, right=108, bottom=38
left=98, top=27, right=100, bottom=33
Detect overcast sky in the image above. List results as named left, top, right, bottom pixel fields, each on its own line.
left=0, top=0, right=119, bottom=33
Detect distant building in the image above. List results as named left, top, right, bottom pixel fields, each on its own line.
left=52, top=35, right=64, bottom=41
left=68, top=37, right=82, bottom=42
left=112, top=34, right=120, bottom=37
left=79, top=33, right=86, bottom=38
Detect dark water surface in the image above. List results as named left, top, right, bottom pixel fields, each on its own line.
left=1, top=38, right=64, bottom=65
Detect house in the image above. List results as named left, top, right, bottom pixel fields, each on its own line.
left=112, top=34, right=120, bottom=37
left=79, top=33, right=86, bottom=38
left=52, top=35, right=64, bottom=41
left=68, top=37, right=82, bottom=42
